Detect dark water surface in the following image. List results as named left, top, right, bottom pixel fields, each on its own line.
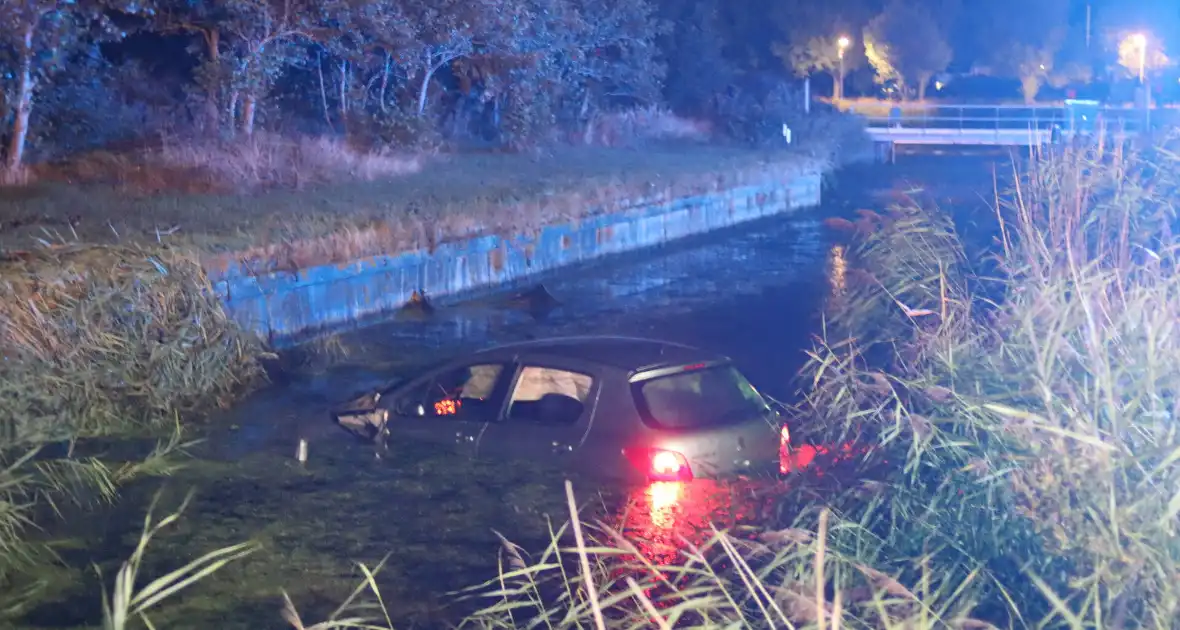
left=17, top=149, right=1013, bottom=630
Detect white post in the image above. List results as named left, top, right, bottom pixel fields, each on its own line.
left=1146, top=80, right=1152, bottom=132
left=803, top=76, right=811, bottom=114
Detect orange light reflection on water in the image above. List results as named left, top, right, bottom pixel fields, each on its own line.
left=829, top=244, right=847, bottom=296
left=647, top=481, right=683, bottom=530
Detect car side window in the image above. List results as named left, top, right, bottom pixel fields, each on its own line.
left=506, top=366, right=593, bottom=425
left=394, top=363, right=505, bottom=420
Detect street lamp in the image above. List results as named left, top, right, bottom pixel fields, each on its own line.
left=836, top=35, right=851, bottom=101
left=1132, top=33, right=1147, bottom=83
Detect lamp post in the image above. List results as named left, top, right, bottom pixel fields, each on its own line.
left=837, top=36, right=851, bottom=101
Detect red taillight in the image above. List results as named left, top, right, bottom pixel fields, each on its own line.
left=625, top=448, right=694, bottom=482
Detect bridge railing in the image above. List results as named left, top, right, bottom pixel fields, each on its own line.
left=847, top=104, right=1145, bottom=134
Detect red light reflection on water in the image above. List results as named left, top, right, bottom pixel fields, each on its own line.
left=782, top=442, right=866, bottom=474
left=601, top=449, right=878, bottom=615
left=616, top=478, right=773, bottom=569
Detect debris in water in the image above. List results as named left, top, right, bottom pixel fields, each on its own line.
left=398, top=289, right=435, bottom=320
left=505, top=284, right=562, bottom=321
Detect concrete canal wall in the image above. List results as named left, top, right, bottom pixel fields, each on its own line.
left=210, top=166, right=824, bottom=345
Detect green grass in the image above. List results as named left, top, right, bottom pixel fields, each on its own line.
left=0, top=144, right=819, bottom=267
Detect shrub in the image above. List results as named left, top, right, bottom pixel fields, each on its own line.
left=715, top=83, right=872, bottom=166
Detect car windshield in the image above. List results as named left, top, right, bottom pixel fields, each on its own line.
left=633, top=364, right=770, bottom=429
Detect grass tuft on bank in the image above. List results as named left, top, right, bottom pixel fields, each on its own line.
left=0, top=244, right=266, bottom=443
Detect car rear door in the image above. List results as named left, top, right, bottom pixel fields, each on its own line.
left=474, top=359, right=601, bottom=467
left=382, top=360, right=514, bottom=455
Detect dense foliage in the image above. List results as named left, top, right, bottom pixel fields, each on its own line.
left=0, top=0, right=1148, bottom=172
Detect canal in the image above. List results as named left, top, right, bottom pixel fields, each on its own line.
left=16, top=149, right=1013, bottom=630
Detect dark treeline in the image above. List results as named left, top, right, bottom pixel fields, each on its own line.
left=0, top=0, right=1168, bottom=171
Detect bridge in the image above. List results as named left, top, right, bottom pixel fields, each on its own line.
left=844, top=102, right=1147, bottom=151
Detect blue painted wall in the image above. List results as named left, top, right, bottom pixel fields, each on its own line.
left=211, top=171, right=822, bottom=344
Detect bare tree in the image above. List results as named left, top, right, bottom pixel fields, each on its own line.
left=0, top=0, right=144, bottom=173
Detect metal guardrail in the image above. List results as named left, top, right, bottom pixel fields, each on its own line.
left=866, top=127, right=1055, bottom=146
left=849, top=104, right=1146, bottom=134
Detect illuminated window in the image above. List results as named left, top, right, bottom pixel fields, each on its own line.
left=506, top=367, right=593, bottom=424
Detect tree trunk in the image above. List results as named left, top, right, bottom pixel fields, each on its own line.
left=5, top=27, right=35, bottom=174
left=316, top=52, right=334, bottom=132
left=204, top=29, right=221, bottom=132
left=378, top=54, right=391, bottom=113
left=227, top=90, right=239, bottom=137
left=417, top=56, right=442, bottom=116
left=1020, top=76, right=1040, bottom=104
left=241, top=94, right=256, bottom=136
left=338, top=61, right=349, bottom=134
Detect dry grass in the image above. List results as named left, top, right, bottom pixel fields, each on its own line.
left=1, top=144, right=824, bottom=276
left=154, top=135, right=426, bottom=192
left=585, top=106, right=713, bottom=147
left=36, top=134, right=425, bottom=196
left=0, top=244, right=267, bottom=443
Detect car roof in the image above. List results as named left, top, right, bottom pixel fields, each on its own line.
left=468, top=335, right=728, bottom=373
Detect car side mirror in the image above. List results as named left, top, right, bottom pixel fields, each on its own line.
left=332, top=408, right=389, bottom=443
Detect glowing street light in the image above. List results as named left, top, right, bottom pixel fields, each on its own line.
left=1132, top=33, right=1147, bottom=82
left=836, top=35, right=851, bottom=101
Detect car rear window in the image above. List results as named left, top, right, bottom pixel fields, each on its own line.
left=632, top=364, right=770, bottom=430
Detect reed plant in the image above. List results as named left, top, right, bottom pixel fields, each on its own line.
left=787, top=136, right=1180, bottom=627
left=0, top=244, right=267, bottom=443
left=1, top=425, right=193, bottom=619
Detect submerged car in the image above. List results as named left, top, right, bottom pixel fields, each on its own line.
left=331, top=336, right=792, bottom=483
